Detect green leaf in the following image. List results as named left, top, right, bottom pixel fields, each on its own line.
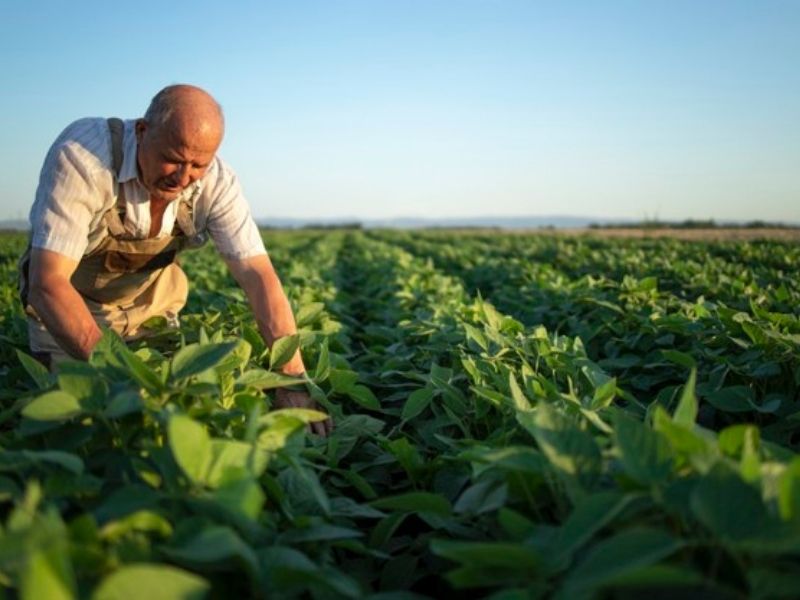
left=18, top=510, right=76, bottom=600
left=330, top=369, right=359, bottom=393
left=162, top=525, right=260, bottom=576
left=259, top=546, right=361, bottom=598
left=259, top=408, right=330, bottom=426
left=257, top=410, right=321, bottom=451
left=431, top=539, right=539, bottom=570
left=705, top=386, right=754, bottom=413
left=690, top=466, right=768, bottom=541
left=591, top=377, right=617, bottom=410
left=100, top=510, right=173, bottom=541
left=280, top=523, right=363, bottom=543
left=205, top=440, right=268, bottom=488
left=563, top=528, right=683, bottom=594
left=258, top=546, right=320, bottom=587
left=313, top=339, right=330, bottom=381
left=211, top=476, right=265, bottom=521
left=454, top=479, right=508, bottom=516
left=348, top=385, right=380, bottom=410
left=401, top=387, right=434, bottom=422
left=509, top=374, right=531, bottom=411
left=281, top=462, right=331, bottom=516
left=92, top=485, right=160, bottom=523
left=552, top=492, right=635, bottom=565
left=57, top=362, right=106, bottom=403
left=603, top=564, right=706, bottom=588
left=519, top=403, right=602, bottom=493
left=369, top=513, right=408, bottom=548
left=16, top=349, right=52, bottom=389
left=168, top=414, right=212, bottom=486
left=613, top=412, right=673, bottom=485
left=431, top=539, right=541, bottom=588
left=463, top=323, right=489, bottom=352
left=673, top=368, right=697, bottom=427
left=778, top=458, right=800, bottom=520
left=498, top=508, right=536, bottom=540
left=269, top=334, right=300, bottom=370
left=652, top=407, right=718, bottom=473
left=386, top=437, right=424, bottom=480
left=747, top=567, right=800, bottom=600
left=171, top=342, right=237, bottom=381
left=295, top=303, right=325, bottom=327
left=371, top=492, right=452, bottom=517
left=214, top=338, right=252, bottom=374
left=20, top=537, right=76, bottom=600
left=103, top=391, right=143, bottom=419
left=329, top=497, right=385, bottom=519
left=22, top=391, right=82, bottom=421
left=660, top=350, right=697, bottom=369
left=461, top=446, right=547, bottom=477
left=120, top=349, right=166, bottom=394
left=236, top=369, right=304, bottom=390
left=741, top=321, right=768, bottom=345
left=23, top=450, right=84, bottom=474
left=719, top=425, right=761, bottom=483
left=92, top=564, right=209, bottom=600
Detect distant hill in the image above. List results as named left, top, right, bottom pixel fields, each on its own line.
left=0, top=219, right=29, bottom=231
left=257, top=215, right=625, bottom=229
left=258, top=216, right=800, bottom=230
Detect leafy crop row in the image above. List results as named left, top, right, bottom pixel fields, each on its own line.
left=0, top=230, right=799, bottom=599
left=382, top=231, right=800, bottom=440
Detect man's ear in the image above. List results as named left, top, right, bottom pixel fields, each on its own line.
left=135, top=119, right=147, bottom=141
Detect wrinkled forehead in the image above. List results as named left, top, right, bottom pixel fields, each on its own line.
left=156, top=117, right=222, bottom=156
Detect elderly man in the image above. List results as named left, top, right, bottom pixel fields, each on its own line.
left=19, top=84, right=332, bottom=435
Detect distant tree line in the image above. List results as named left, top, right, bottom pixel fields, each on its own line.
left=260, top=222, right=364, bottom=231
left=300, top=222, right=363, bottom=230
left=588, top=219, right=798, bottom=230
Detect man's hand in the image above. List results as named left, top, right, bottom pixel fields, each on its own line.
left=274, top=388, right=333, bottom=437
left=227, top=255, right=333, bottom=436
left=227, top=254, right=309, bottom=378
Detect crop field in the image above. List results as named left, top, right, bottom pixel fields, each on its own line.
left=0, top=229, right=799, bottom=599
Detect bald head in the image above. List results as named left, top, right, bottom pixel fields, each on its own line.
left=144, top=84, right=224, bottom=143
left=135, top=85, right=225, bottom=202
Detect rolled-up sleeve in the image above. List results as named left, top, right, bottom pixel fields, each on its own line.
left=202, top=158, right=267, bottom=260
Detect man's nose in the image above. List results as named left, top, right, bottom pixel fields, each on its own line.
left=176, top=164, right=193, bottom=187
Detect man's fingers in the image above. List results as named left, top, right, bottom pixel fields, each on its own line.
left=274, top=389, right=333, bottom=436
left=310, top=419, right=326, bottom=437
left=321, top=416, right=333, bottom=436
left=308, top=416, right=333, bottom=437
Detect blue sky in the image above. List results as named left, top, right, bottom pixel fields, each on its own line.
left=1, top=1, right=798, bottom=223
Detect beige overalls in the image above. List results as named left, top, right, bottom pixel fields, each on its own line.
left=19, top=118, right=206, bottom=366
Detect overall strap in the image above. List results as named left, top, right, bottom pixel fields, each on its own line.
left=107, top=118, right=125, bottom=178
left=19, top=119, right=126, bottom=307
left=105, top=118, right=127, bottom=237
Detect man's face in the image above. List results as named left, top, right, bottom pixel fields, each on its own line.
left=135, top=119, right=221, bottom=202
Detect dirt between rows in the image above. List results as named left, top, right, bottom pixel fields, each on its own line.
left=552, top=228, right=800, bottom=242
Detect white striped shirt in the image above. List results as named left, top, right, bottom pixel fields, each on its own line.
left=29, top=117, right=267, bottom=261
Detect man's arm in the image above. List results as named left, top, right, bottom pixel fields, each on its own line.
left=226, top=253, right=332, bottom=435
left=27, top=248, right=103, bottom=359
